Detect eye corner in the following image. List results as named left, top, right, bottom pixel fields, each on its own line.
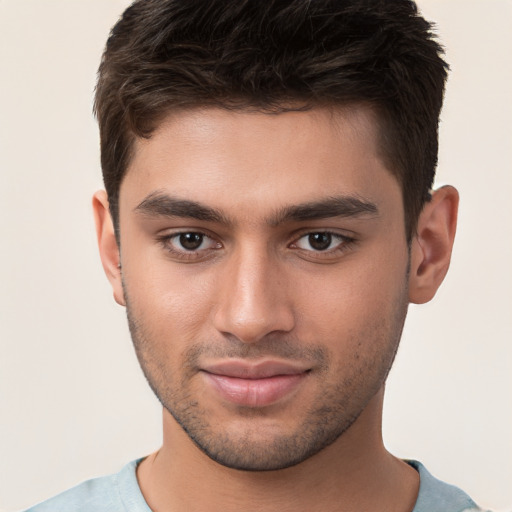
left=156, top=230, right=223, bottom=262
left=288, top=230, right=357, bottom=261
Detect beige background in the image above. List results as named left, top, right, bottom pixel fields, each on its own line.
left=1, top=1, right=511, bottom=510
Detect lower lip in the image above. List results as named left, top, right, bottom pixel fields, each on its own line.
left=202, top=372, right=307, bottom=407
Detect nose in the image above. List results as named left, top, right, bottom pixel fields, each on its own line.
left=212, top=246, right=295, bottom=344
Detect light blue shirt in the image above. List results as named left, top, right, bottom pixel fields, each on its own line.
left=23, top=459, right=484, bottom=512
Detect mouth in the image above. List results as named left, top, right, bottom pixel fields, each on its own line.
left=200, top=360, right=310, bottom=407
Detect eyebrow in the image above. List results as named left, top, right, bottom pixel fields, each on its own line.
left=135, top=192, right=230, bottom=224
left=134, top=191, right=379, bottom=225
left=268, top=196, right=379, bottom=225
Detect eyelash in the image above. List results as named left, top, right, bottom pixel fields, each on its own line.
left=157, top=231, right=221, bottom=261
left=156, top=230, right=356, bottom=262
left=290, top=231, right=355, bottom=258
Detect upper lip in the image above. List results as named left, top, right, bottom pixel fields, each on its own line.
left=201, top=360, right=310, bottom=379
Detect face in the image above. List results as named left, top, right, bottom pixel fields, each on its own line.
left=117, top=106, right=410, bottom=471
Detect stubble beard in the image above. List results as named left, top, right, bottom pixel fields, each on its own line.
left=123, top=285, right=409, bottom=472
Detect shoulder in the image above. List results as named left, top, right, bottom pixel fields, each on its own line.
left=22, top=474, right=119, bottom=512
left=22, top=459, right=150, bottom=512
left=410, top=460, right=488, bottom=512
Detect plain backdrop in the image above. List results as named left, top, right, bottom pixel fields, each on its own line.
left=1, top=1, right=511, bottom=511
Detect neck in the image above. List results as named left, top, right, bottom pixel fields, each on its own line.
left=137, top=388, right=419, bottom=512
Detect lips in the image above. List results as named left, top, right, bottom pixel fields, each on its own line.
left=201, top=360, right=310, bottom=407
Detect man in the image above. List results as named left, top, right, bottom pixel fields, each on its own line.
left=24, top=0, right=484, bottom=511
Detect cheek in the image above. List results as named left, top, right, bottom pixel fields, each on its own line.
left=123, top=257, right=219, bottom=342
left=294, top=255, right=408, bottom=349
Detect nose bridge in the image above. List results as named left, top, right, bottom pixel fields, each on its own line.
left=213, top=241, right=294, bottom=343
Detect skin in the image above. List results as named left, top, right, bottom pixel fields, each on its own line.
left=94, top=106, right=458, bottom=512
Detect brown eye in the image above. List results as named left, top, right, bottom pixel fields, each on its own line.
left=164, top=232, right=219, bottom=254
left=308, top=233, right=332, bottom=251
left=159, top=231, right=221, bottom=261
left=179, top=233, right=204, bottom=251
left=295, top=232, right=342, bottom=252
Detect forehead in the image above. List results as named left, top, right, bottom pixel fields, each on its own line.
left=120, top=106, right=401, bottom=221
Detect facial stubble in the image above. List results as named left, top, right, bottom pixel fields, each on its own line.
left=123, top=276, right=409, bottom=472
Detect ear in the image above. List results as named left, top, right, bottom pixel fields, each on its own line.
left=92, top=190, right=126, bottom=306
left=408, top=185, right=459, bottom=304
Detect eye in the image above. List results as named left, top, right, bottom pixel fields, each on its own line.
left=294, top=232, right=347, bottom=252
left=173, top=232, right=209, bottom=251
left=169, top=232, right=218, bottom=251
left=159, top=231, right=221, bottom=258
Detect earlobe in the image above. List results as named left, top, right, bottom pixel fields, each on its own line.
left=408, top=185, right=459, bottom=304
left=92, top=190, right=126, bottom=306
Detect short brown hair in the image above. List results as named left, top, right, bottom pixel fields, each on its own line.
left=94, top=0, right=448, bottom=240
